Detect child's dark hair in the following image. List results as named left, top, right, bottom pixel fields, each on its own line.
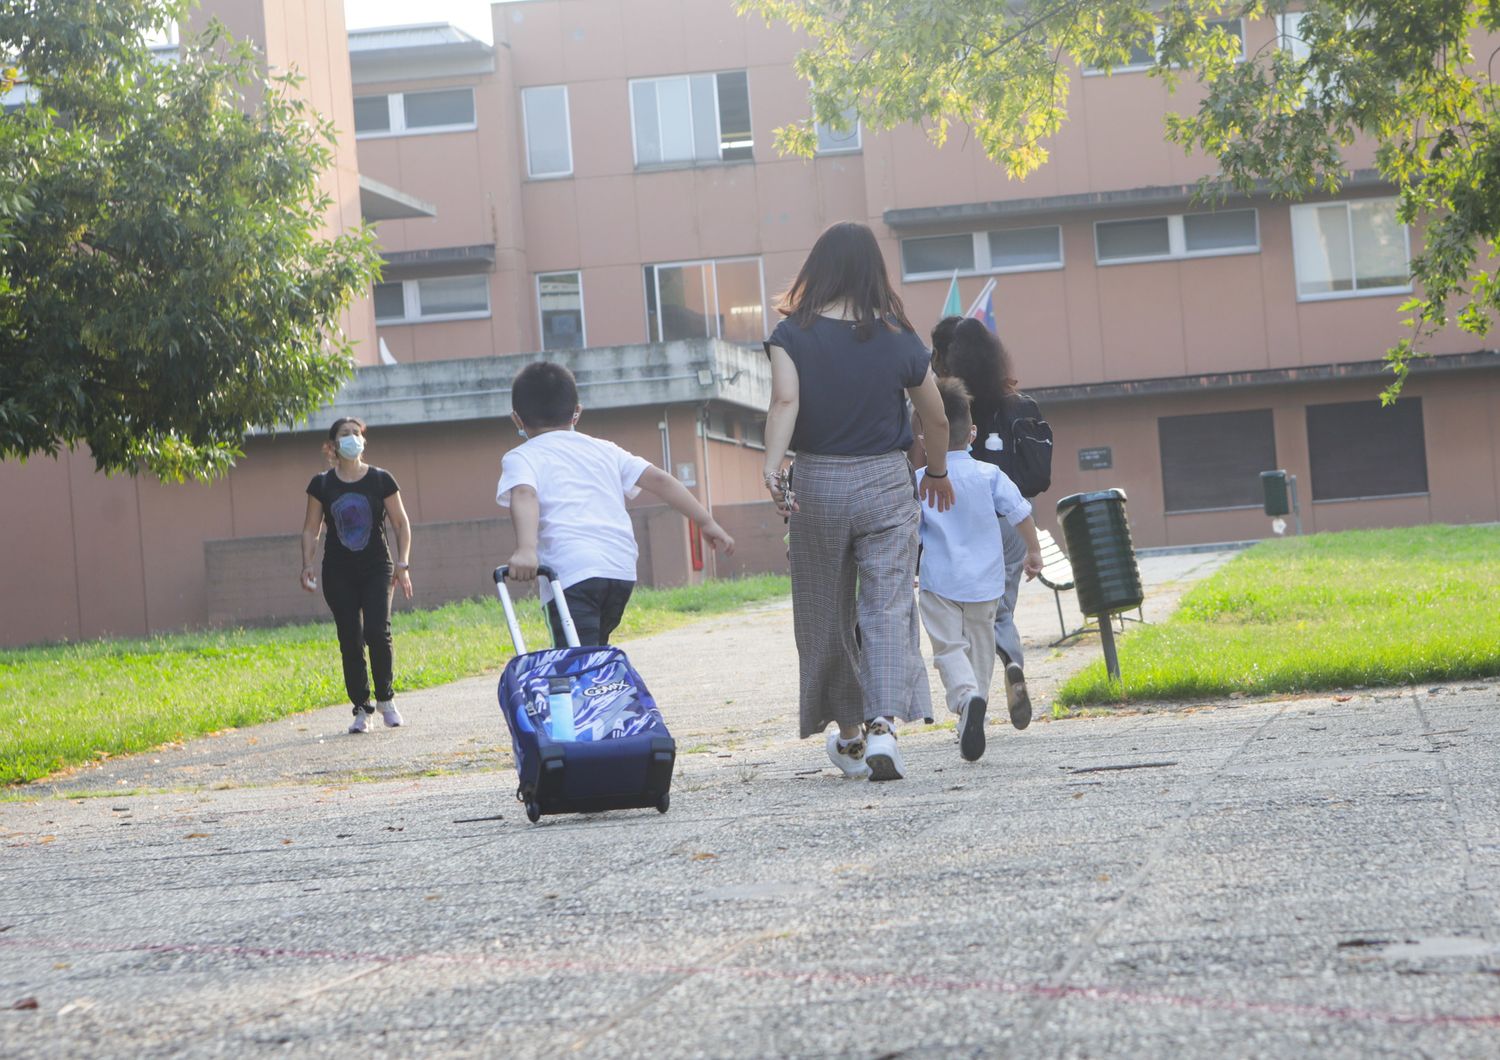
left=935, top=376, right=974, bottom=450
left=327, top=416, right=366, bottom=440
left=945, top=318, right=1016, bottom=429
left=511, top=361, right=578, bottom=429
left=930, top=315, right=963, bottom=374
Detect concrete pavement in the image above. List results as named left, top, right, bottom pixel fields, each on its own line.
left=5, top=549, right=1500, bottom=1057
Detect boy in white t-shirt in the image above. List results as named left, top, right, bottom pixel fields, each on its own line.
left=497, top=361, right=735, bottom=646
left=916, top=378, right=1043, bottom=764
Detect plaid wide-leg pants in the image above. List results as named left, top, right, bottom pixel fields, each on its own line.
left=788, top=451, right=931, bottom=738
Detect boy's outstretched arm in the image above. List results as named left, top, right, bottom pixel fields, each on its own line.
left=1016, top=515, right=1044, bottom=581
left=506, top=484, right=541, bottom=581
left=636, top=466, right=736, bottom=556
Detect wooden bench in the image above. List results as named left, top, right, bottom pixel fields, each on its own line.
left=1036, top=528, right=1142, bottom=645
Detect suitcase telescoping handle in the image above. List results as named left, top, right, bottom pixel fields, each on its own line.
left=492, top=565, right=582, bottom=654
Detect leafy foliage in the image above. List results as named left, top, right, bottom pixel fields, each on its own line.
left=739, top=0, right=1500, bottom=398
left=0, top=0, right=380, bottom=480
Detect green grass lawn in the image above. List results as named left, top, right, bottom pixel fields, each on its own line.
left=0, top=575, right=789, bottom=787
left=1056, top=525, right=1500, bottom=706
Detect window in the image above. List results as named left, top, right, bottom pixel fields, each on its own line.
left=353, top=88, right=476, bottom=138
left=1084, top=18, right=1242, bottom=75
left=353, top=95, right=391, bottom=135
left=523, top=86, right=572, bottom=178
left=643, top=258, right=765, bottom=345
left=630, top=71, right=752, bottom=166
left=1158, top=409, right=1276, bottom=512
left=373, top=275, right=490, bottom=324
left=1095, top=209, right=1258, bottom=264
left=1290, top=198, right=1410, bottom=300
left=816, top=107, right=861, bottom=154
left=901, top=226, right=1062, bottom=281
left=1306, top=399, right=1427, bottom=501
left=537, top=271, right=585, bottom=350
left=1276, top=12, right=1311, bottom=61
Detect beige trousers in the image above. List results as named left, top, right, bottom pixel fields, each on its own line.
left=918, top=590, right=1001, bottom=716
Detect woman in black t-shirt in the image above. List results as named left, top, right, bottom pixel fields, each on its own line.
left=300, top=417, right=414, bottom=734
left=762, top=221, right=955, bottom=783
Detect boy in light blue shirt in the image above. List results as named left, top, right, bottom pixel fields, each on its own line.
left=916, top=378, right=1042, bottom=763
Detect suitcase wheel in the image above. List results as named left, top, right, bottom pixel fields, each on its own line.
left=525, top=800, right=541, bottom=824
left=656, top=793, right=670, bottom=815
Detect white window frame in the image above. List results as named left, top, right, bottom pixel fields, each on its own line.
left=354, top=88, right=478, bottom=140
left=522, top=85, right=573, bottom=179
left=642, top=256, right=767, bottom=344
left=1082, top=17, right=1244, bottom=76
left=1289, top=198, right=1413, bottom=303
left=901, top=226, right=1065, bottom=283
left=1093, top=209, right=1260, bottom=266
left=374, top=275, right=491, bottom=325
left=535, top=270, right=587, bottom=350
left=628, top=72, right=751, bottom=168
left=815, top=109, right=862, bottom=154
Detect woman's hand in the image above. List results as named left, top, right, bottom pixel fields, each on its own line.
left=764, top=467, right=797, bottom=516
left=393, top=566, right=413, bottom=600
left=300, top=565, right=318, bottom=593
left=919, top=473, right=955, bottom=512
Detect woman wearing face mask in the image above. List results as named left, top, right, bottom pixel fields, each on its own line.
left=300, top=417, right=414, bottom=733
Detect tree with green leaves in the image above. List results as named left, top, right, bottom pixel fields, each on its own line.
left=740, top=0, right=1500, bottom=400
left=0, top=0, right=380, bottom=481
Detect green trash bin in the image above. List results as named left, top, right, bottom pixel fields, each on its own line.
left=1055, top=488, right=1143, bottom=619
left=1261, top=470, right=1291, bottom=517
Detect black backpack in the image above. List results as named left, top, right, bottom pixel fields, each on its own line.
left=978, top=393, right=1053, bottom=499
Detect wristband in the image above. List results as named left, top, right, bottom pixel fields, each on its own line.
left=396, top=561, right=410, bottom=570
left=925, top=469, right=948, bottom=479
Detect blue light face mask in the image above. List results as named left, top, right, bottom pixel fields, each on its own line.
left=337, top=434, right=365, bottom=460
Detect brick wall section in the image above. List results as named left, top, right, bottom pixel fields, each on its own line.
left=205, top=502, right=788, bottom=628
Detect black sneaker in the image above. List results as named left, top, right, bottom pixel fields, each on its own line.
left=1005, top=663, right=1032, bottom=730
left=958, top=695, right=987, bottom=762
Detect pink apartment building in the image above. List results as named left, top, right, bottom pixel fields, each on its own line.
left=2, top=0, right=1498, bottom=647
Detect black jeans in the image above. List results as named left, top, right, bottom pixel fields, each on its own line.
left=547, top=577, right=634, bottom=647
left=322, top=563, right=394, bottom=712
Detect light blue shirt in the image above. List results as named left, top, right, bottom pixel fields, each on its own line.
left=917, top=450, right=1031, bottom=603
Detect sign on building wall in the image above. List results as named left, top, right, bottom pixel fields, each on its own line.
left=1078, top=446, right=1113, bottom=471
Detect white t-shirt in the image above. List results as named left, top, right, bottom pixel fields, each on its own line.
left=496, top=431, right=652, bottom=588
left=916, top=450, right=1031, bottom=603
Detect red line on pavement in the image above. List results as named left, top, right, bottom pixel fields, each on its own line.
left=2, top=935, right=1497, bottom=1029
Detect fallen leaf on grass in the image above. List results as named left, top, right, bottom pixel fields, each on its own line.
left=184, top=833, right=210, bottom=839
left=1334, top=695, right=1353, bottom=703
left=281, top=839, right=293, bottom=846
left=53, top=963, right=69, bottom=971
left=425, top=895, right=440, bottom=901
left=1097, top=874, right=1111, bottom=883
left=1072, top=793, right=1085, bottom=800
left=11, top=997, right=38, bottom=1010
left=690, top=852, right=718, bottom=861
left=38, top=836, right=56, bottom=844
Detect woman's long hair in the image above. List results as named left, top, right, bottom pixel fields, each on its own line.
left=776, top=222, right=913, bottom=339
left=944, top=318, right=1017, bottom=429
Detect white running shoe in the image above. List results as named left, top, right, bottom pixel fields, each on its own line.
left=379, top=701, right=404, bottom=728
left=347, top=709, right=372, bottom=734
left=825, top=729, right=871, bottom=779
left=864, top=718, right=905, bottom=781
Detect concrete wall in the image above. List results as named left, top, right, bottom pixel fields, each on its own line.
left=1037, top=368, right=1500, bottom=549
left=203, top=499, right=789, bottom=631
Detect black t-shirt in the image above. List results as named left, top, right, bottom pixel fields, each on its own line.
left=306, top=467, right=400, bottom=571
left=767, top=316, right=930, bottom=456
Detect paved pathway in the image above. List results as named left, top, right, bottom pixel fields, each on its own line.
left=5, top=550, right=1500, bottom=1057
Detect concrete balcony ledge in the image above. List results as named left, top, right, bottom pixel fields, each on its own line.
left=273, top=339, right=771, bottom=434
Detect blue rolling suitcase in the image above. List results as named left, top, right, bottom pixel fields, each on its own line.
left=492, top=565, right=675, bottom=823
